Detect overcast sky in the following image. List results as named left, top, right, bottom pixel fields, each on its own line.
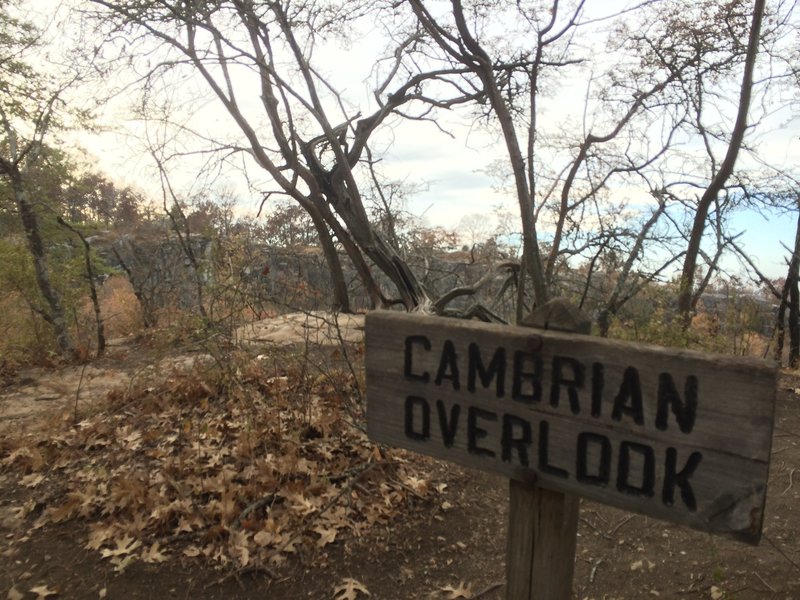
left=73, top=0, right=800, bottom=282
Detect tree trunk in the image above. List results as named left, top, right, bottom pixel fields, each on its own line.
left=330, top=195, right=431, bottom=310
left=773, top=208, right=800, bottom=367
left=789, top=273, right=799, bottom=369
left=676, top=0, right=765, bottom=328
left=598, top=309, right=612, bottom=338
left=306, top=205, right=351, bottom=313
left=775, top=284, right=787, bottom=364
left=58, top=217, right=106, bottom=357
left=305, top=195, right=384, bottom=310
left=331, top=225, right=384, bottom=310
left=13, top=178, right=74, bottom=358
left=362, top=232, right=430, bottom=310
left=111, top=245, right=157, bottom=328
left=788, top=210, right=800, bottom=367
left=164, top=202, right=209, bottom=320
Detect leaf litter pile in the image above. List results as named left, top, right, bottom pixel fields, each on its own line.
left=1, top=347, right=438, bottom=578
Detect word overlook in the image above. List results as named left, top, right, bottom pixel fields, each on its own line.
left=365, top=311, right=775, bottom=543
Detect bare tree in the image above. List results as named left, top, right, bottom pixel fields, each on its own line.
left=408, top=0, right=792, bottom=337
left=88, top=0, right=794, bottom=332
left=675, top=0, right=767, bottom=327
left=407, top=0, right=727, bottom=321
left=730, top=188, right=800, bottom=367
left=781, top=221, right=800, bottom=367
left=90, top=0, right=489, bottom=314
left=56, top=217, right=106, bottom=357
left=594, top=193, right=680, bottom=336
left=408, top=0, right=556, bottom=312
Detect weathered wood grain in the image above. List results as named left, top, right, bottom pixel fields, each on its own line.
left=506, top=482, right=580, bottom=600
left=506, top=299, right=584, bottom=600
left=365, top=310, right=777, bottom=544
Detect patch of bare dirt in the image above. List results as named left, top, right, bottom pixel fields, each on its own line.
left=234, top=311, right=365, bottom=347
left=0, top=339, right=211, bottom=433
left=1, top=321, right=799, bottom=600
left=0, top=312, right=363, bottom=432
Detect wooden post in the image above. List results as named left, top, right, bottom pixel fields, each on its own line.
left=506, top=299, right=590, bottom=600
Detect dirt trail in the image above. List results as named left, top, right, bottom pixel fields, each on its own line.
left=0, top=340, right=203, bottom=432
left=0, top=312, right=365, bottom=432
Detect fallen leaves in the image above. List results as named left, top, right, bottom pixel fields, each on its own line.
left=6, top=587, right=24, bottom=600
left=439, top=582, right=473, bottom=599
left=313, top=524, right=338, bottom=548
left=2, top=446, right=44, bottom=472
left=1, top=351, right=437, bottom=575
left=333, top=578, right=370, bottom=600
left=20, top=473, right=45, bottom=488
left=141, top=542, right=169, bottom=563
left=100, top=533, right=142, bottom=572
left=99, top=533, right=141, bottom=559
left=28, top=585, right=58, bottom=600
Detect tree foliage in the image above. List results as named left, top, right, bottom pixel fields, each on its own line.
left=0, top=0, right=112, bottom=358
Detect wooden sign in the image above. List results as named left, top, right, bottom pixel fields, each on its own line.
left=365, top=310, right=777, bottom=544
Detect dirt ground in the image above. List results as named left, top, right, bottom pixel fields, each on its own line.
left=1, top=322, right=799, bottom=600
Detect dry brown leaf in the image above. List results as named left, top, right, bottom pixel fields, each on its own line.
left=29, top=585, right=58, bottom=599
left=288, top=493, right=317, bottom=516
left=86, top=524, right=117, bottom=551
left=110, top=554, right=136, bottom=573
left=3, top=447, right=44, bottom=471
left=229, top=530, right=251, bottom=567
left=333, top=578, right=370, bottom=600
left=100, top=534, right=141, bottom=559
left=7, top=587, right=24, bottom=600
left=313, top=525, right=338, bottom=548
left=440, top=582, right=473, bottom=599
left=13, top=499, right=36, bottom=520
left=402, top=475, right=428, bottom=494
left=253, top=530, right=274, bottom=547
left=141, top=542, right=169, bottom=563
left=20, top=473, right=45, bottom=488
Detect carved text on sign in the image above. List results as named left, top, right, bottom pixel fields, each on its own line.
left=365, top=312, right=776, bottom=543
